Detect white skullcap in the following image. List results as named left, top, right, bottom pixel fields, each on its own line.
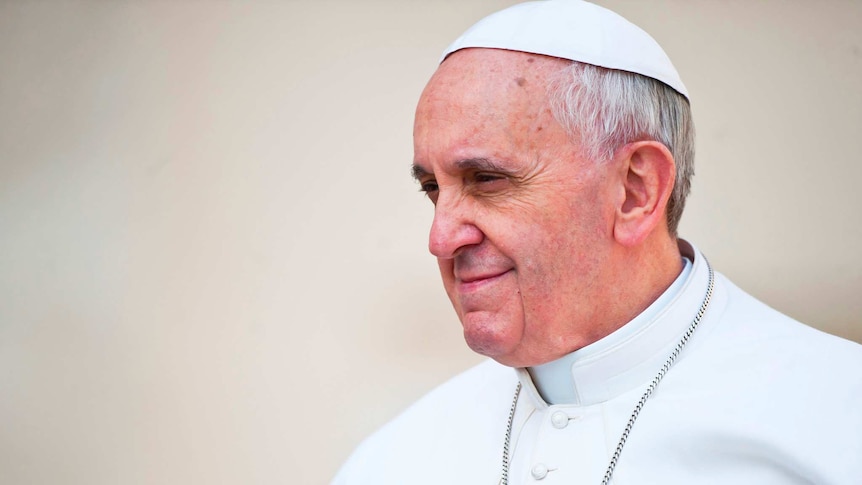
left=442, top=0, right=688, bottom=99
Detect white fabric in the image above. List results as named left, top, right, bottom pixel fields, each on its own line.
left=333, top=241, right=862, bottom=484
left=442, top=0, right=689, bottom=99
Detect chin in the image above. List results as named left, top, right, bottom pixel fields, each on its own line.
left=461, top=311, right=523, bottom=365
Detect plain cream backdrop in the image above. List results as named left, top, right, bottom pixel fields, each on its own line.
left=0, top=1, right=859, bottom=484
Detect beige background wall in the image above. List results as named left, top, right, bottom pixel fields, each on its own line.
left=1, top=1, right=859, bottom=483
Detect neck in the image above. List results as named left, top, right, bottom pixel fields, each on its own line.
left=554, top=235, right=684, bottom=364
left=612, top=236, right=685, bottom=327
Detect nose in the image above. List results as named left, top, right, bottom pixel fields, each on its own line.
left=428, top=194, right=483, bottom=259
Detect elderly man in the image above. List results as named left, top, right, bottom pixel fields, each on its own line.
left=334, top=1, right=862, bottom=484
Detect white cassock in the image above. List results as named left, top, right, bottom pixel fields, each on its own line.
left=333, top=240, right=862, bottom=484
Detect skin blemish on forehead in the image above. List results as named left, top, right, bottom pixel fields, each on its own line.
left=515, top=77, right=527, bottom=87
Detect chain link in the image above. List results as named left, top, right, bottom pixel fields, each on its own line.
left=500, top=382, right=521, bottom=485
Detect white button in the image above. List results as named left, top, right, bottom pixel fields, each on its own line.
left=531, top=463, right=549, bottom=480
left=551, top=411, right=569, bottom=429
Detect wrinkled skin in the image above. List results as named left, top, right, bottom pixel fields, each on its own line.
left=413, top=49, right=616, bottom=367
left=412, top=49, right=682, bottom=368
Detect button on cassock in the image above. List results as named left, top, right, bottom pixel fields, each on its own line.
left=531, top=463, right=549, bottom=480
left=550, top=411, right=569, bottom=429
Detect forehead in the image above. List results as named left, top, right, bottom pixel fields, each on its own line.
left=414, top=49, right=572, bottom=165
left=417, top=48, right=566, bottom=118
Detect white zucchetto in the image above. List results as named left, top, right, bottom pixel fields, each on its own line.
left=442, top=0, right=688, bottom=99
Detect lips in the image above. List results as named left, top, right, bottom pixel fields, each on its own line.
left=456, top=269, right=512, bottom=291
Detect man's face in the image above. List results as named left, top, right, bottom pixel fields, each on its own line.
left=413, top=49, right=619, bottom=367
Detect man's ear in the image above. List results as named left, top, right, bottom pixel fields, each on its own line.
left=612, top=141, right=676, bottom=247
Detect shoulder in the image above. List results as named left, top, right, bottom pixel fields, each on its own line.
left=714, top=272, right=862, bottom=363
left=400, top=358, right=516, bottom=414
left=686, top=272, right=862, bottom=472
left=365, top=359, right=516, bottom=440
left=656, top=271, right=862, bottom=481
left=332, top=360, right=517, bottom=484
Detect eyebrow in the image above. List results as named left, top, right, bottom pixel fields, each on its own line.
left=411, top=164, right=430, bottom=181
left=411, top=158, right=510, bottom=181
left=455, top=158, right=506, bottom=172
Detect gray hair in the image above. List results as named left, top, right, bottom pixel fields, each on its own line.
left=550, top=62, right=695, bottom=235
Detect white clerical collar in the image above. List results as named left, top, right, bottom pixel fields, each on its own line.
left=517, top=240, right=707, bottom=407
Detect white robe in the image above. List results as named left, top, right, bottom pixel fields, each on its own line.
left=333, top=241, right=862, bottom=484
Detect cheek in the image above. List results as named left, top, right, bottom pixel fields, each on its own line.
left=514, top=203, right=604, bottom=301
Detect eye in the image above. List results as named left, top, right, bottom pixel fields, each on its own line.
left=474, top=172, right=504, bottom=183
left=419, top=180, right=440, bottom=204
left=419, top=180, right=439, bottom=194
left=471, top=172, right=511, bottom=192
left=418, top=180, right=439, bottom=204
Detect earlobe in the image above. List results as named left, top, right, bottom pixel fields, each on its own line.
left=612, top=141, right=676, bottom=247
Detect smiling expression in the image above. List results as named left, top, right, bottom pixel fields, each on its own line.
left=412, top=49, right=621, bottom=367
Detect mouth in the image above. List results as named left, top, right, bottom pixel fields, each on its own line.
left=457, top=269, right=512, bottom=292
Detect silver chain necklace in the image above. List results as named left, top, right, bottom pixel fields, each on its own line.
left=500, top=260, right=714, bottom=485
